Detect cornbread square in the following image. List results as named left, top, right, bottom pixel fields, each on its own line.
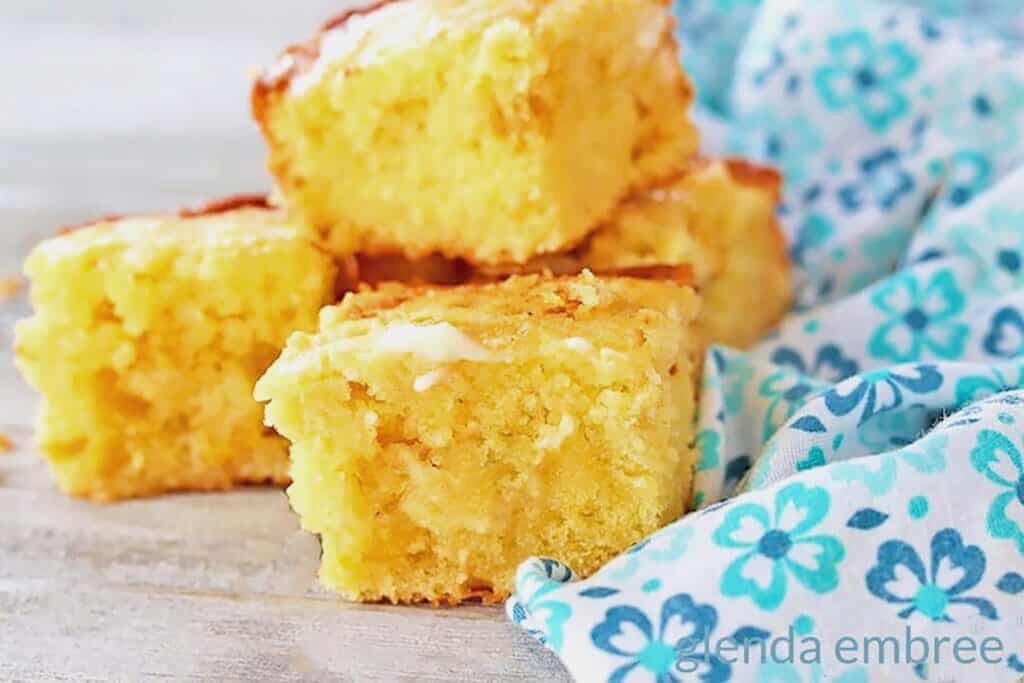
left=474, top=159, right=792, bottom=348
left=583, top=159, right=792, bottom=348
left=14, top=202, right=337, bottom=501
left=256, top=272, right=702, bottom=603
left=253, top=0, right=697, bottom=264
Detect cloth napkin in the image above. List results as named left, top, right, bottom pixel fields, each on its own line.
left=507, top=1, right=1024, bottom=680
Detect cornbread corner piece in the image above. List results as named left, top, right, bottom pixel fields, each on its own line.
left=473, top=158, right=793, bottom=348
left=585, top=159, right=792, bottom=348
left=252, top=0, right=697, bottom=264
left=256, top=272, right=702, bottom=604
left=14, top=199, right=337, bottom=501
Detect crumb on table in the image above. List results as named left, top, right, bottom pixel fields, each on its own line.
left=0, top=275, right=24, bottom=301
left=0, top=432, right=13, bottom=453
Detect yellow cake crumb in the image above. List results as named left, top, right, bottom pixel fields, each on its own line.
left=256, top=272, right=702, bottom=604
left=0, top=275, right=24, bottom=301
left=0, top=432, right=12, bottom=453
left=14, top=202, right=337, bottom=501
left=253, top=0, right=697, bottom=264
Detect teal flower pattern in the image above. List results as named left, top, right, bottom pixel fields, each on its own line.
left=838, top=146, right=916, bottom=212
left=866, top=528, right=998, bottom=622
left=831, top=434, right=947, bottom=495
left=823, top=365, right=943, bottom=426
left=509, top=559, right=574, bottom=653
left=855, top=403, right=933, bottom=452
left=943, top=149, right=993, bottom=208
left=771, top=344, right=861, bottom=384
left=937, top=69, right=1024, bottom=154
left=868, top=269, right=969, bottom=362
left=728, top=108, right=824, bottom=186
left=509, top=0, right=1024, bottom=677
left=790, top=213, right=835, bottom=270
left=604, top=524, right=694, bottom=582
left=697, top=429, right=721, bottom=472
left=949, top=207, right=1024, bottom=294
left=983, top=306, right=1024, bottom=359
left=721, top=349, right=756, bottom=417
left=591, top=593, right=768, bottom=683
left=713, top=483, right=845, bottom=610
left=970, top=429, right=1024, bottom=555
left=758, top=371, right=822, bottom=443
left=813, top=30, right=919, bottom=131
left=955, top=366, right=1021, bottom=406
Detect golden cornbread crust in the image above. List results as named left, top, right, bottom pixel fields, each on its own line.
left=58, top=193, right=276, bottom=235
left=256, top=272, right=703, bottom=604
left=252, top=1, right=397, bottom=99
left=16, top=205, right=337, bottom=501
left=252, top=0, right=697, bottom=264
left=178, top=193, right=274, bottom=218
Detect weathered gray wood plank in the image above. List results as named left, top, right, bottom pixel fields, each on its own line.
left=0, top=438, right=568, bottom=680
left=1, top=580, right=564, bottom=682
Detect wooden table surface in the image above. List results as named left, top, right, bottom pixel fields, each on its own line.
left=0, top=3, right=569, bottom=680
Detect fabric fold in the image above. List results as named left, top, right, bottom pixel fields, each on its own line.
left=509, top=1, right=1024, bottom=680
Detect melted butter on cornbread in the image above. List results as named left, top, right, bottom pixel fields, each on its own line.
left=563, top=336, right=593, bottom=352
left=374, top=322, right=500, bottom=362
left=413, top=367, right=450, bottom=392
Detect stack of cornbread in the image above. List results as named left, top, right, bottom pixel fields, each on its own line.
left=14, top=0, right=791, bottom=605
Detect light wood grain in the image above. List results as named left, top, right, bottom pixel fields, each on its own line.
left=0, top=377, right=568, bottom=682
left=0, top=3, right=570, bottom=680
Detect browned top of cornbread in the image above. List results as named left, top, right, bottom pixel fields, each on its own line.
left=57, top=214, right=128, bottom=236
left=252, top=0, right=676, bottom=113
left=688, top=157, right=783, bottom=200
left=254, top=0, right=397, bottom=100
left=333, top=270, right=695, bottom=325
left=57, top=194, right=275, bottom=235
left=178, top=193, right=274, bottom=218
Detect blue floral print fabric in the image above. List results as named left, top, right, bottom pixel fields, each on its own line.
left=509, top=1, right=1024, bottom=680
left=675, top=0, right=1024, bottom=115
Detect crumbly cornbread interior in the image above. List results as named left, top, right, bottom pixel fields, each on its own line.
left=15, top=209, right=336, bottom=501
left=254, top=0, right=696, bottom=263
left=256, top=273, right=701, bottom=603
